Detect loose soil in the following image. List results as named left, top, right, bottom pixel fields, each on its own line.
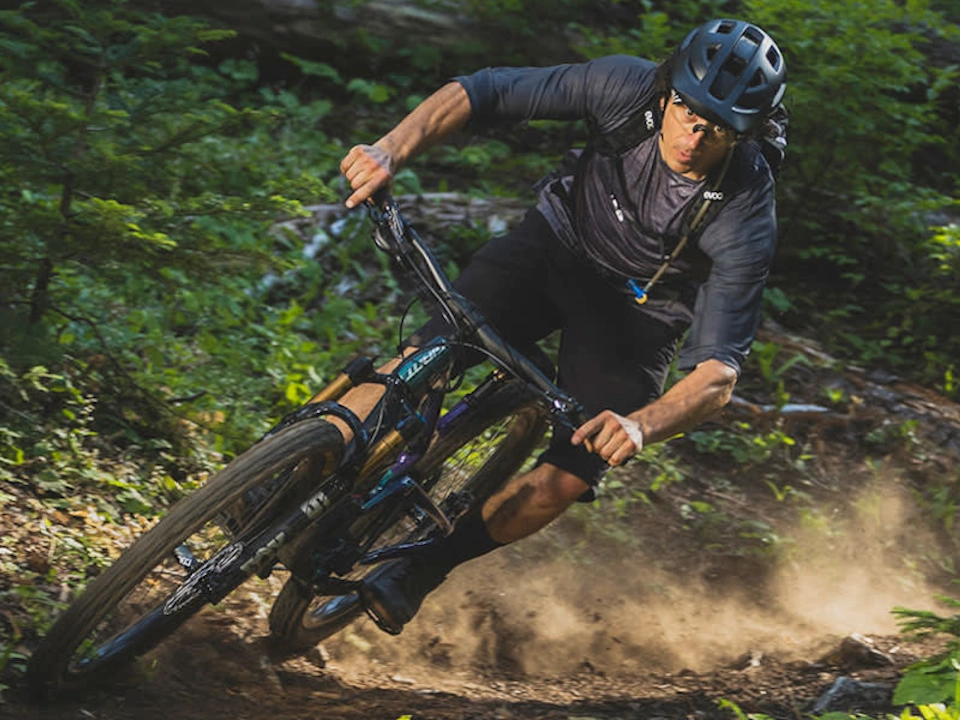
left=1, top=553, right=950, bottom=720
left=3, top=326, right=959, bottom=720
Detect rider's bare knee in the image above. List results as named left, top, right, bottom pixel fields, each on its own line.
left=532, top=464, right=590, bottom=511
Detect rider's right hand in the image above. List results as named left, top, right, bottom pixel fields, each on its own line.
left=341, top=143, right=395, bottom=209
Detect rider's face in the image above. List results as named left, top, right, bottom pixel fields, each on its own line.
left=658, top=91, right=738, bottom=180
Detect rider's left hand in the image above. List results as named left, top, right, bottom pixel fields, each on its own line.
left=571, top=410, right=644, bottom=466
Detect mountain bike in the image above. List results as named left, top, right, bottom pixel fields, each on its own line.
left=27, top=192, right=587, bottom=694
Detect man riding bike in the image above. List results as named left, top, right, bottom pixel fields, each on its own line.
left=336, top=18, right=788, bottom=635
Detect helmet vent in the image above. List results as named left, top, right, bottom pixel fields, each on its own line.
left=716, top=19, right=737, bottom=35
left=725, top=55, right=748, bottom=75
left=766, top=47, right=782, bottom=70
left=743, top=26, right=763, bottom=45
left=672, top=18, right=787, bottom=133
left=711, top=55, right=747, bottom=99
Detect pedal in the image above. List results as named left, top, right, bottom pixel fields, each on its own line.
left=363, top=605, right=404, bottom=636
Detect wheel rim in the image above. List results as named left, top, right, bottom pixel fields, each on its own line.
left=64, top=520, right=242, bottom=678
left=302, top=593, right=362, bottom=630
left=61, top=454, right=321, bottom=679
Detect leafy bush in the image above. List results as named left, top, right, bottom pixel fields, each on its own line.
left=0, top=1, right=355, bottom=460
left=894, top=597, right=960, bottom=709
left=743, top=0, right=960, bottom=393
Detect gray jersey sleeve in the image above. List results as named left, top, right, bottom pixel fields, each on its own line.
left=676, top=168, right=777, bottom=376
left=456, top=55, right=778, bottom=379
left=456, top=55, right=657, bottom=132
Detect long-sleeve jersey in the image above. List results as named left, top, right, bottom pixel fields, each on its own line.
left=455, top=55, right=778, bottom=375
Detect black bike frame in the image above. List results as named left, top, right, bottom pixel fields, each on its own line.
left=238, top=194, right=587, bottom=586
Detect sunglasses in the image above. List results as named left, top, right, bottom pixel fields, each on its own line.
left=669, top=90, right=740, bottom=145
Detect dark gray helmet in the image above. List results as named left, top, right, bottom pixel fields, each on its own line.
left=671, top=19, right=786, bottom=135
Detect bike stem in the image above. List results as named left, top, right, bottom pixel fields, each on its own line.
left=370, top=194, right=588, bottom=430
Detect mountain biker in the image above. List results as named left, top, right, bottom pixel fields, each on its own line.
left=337, top=18, right=787, bottom=634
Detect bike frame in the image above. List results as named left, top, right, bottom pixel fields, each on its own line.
left=28, top=194, right=594, bottom=690
left=235, top=194, right=587, bottom=595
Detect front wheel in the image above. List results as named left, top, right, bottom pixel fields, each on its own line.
left=269, top=379, right=547, bottom=651
left=27, top=419, right=344, bottom=695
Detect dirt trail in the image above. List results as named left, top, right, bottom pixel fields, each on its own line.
left=4, top=340, right=958, bottom=720
left=4, top=521, right=950, bottom=720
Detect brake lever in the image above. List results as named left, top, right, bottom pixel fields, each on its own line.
left=548, top=396, right=596, bottom=454
left=367, top=193, right=406, bottom=255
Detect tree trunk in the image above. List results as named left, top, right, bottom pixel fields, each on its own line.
left=144, top=0, right=476, bottom=57
left=28, top=257, right=53, bottom=325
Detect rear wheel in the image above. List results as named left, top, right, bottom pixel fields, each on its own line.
left=269, top=379, right=547, bottom=651
left=27, top=419, right=343, bottom=695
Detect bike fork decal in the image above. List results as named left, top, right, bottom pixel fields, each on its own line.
left=300, top=488, right=333, bottom=519
left=238, top=487, right=334, bottom=575
left=163, top=542, right=244, bottom=615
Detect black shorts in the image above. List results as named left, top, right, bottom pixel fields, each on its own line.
left=408, top=209, right=690, bottom=488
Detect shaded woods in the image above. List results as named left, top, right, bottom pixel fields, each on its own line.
left=1, top=1, right=959, bottom=718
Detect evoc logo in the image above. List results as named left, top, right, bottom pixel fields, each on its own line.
left=643, top=109, right=655, bottom=131
left=702, top=190, right=724, bottom=201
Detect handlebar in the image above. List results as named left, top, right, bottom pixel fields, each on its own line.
left=366, top=193, right=588, bottom=430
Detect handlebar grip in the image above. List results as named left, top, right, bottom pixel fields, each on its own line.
left=368, top=188, right=392, bottom=211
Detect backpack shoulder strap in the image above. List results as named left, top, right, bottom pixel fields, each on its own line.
left=628, top=149, right=736, bottom=305
left=589, top=96, right=663, bottom=157
left=680, top=136, right=776, bottom=245
left=680, top=158, right=737, bottom=242
left=587, top=93, right=735, bottom=243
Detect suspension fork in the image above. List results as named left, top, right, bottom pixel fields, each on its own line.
left=241, top=342, right=456, bottom=578
left=307, top=356, right=377, bottom=404
left=361, top=370, right=514, bottom=524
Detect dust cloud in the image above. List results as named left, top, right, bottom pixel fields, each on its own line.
left=321, top=477, right=945, bottom=681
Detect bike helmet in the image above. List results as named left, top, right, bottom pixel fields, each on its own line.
left=671, top=19, right=786, bottom=135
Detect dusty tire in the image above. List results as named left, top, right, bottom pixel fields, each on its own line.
left=269, top=380, right=547, bottom=651
left=27, top=419, right=343, bottom=696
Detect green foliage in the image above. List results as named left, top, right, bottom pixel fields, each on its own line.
left=0, top=14, right=427, bottom=660
left=743, top=0, right=960, bottom=391
left=916, top=473, right=960, bottom=538
left=865, top=419, right=923, bottom=452
left=748, top=0, right=955, bottom=197
left=0, top=358, right=200, bottom=510
left=0, top=2, right=362, bottom=461
left=689, top=422, right=797, bottom=466
left=573, top=0, right=730, bottom=61
left=749, top=340, right=812, bottom=408
left=895, top=658, right=960, bottom=715
left=893, top=597, right=960, bottom=710
left=718, top=697, right=776, bottom=719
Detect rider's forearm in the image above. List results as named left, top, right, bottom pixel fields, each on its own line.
left=374, top=82, right=472, bottom=170
left=628, top=359, right=738, bottom=445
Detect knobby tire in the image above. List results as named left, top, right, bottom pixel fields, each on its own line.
left=27, top=419, right=344, bottom=695
left=268, top=380, right=548, bottom=651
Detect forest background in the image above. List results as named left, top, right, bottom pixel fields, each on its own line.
left=0, top=0, right=959, bottom=716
